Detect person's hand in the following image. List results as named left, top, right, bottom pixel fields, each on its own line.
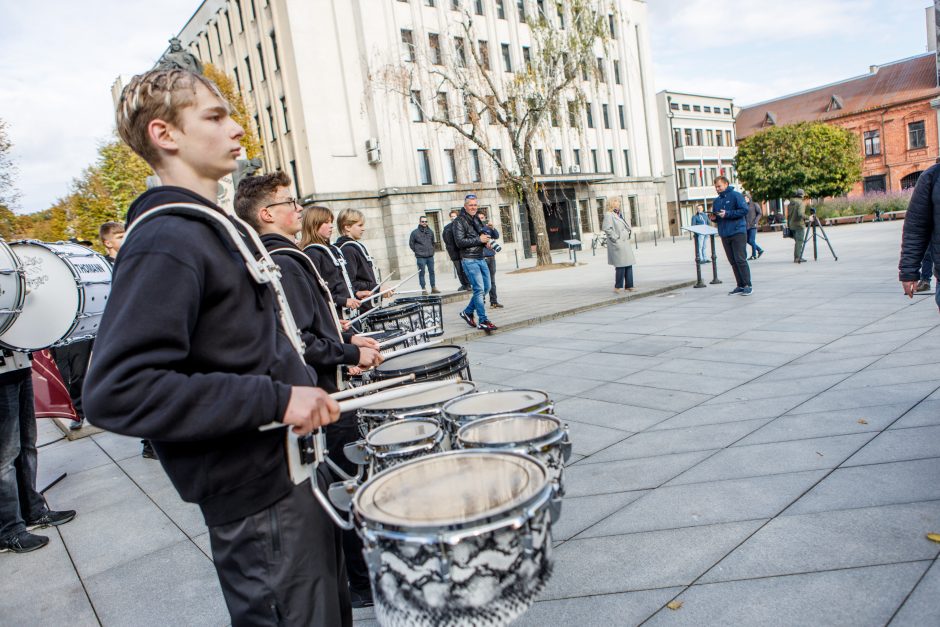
left=480, top=234, right=491, bottom=243
left=382, top=288, right=395, bottom=298
left=716, top=210, right=726, bottom=218
left=357, top=347, right=383, bottom=368
left=281, top=387, right=340, bottom=435
left=355, top=290, right=372, bottom=299
left=351, top=335, right=379, bottom=349
left=340, top=319, right=352, bottom=331
left=345, top=297, right=361, bottom=309
left=347, top=366, right=363, bottom=376
left=902, top=281, right=918, bottom=298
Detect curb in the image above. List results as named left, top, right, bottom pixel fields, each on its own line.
left=441, top=280, right=697, bottom=344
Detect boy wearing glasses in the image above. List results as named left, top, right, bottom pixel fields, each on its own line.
left=409, top=215, right=439, bottom=294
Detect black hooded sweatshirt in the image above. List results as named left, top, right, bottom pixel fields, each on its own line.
left=260, top=233, right=359, bottom=393
left=83, top=186, right=314, bottom=526
left=304, top=243, right=355, bottom=313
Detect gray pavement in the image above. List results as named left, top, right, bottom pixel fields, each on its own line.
left=3, top=220, right=939, bottom=626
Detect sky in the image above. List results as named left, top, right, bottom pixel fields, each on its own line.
left=0, top=0, right=935, bottom=214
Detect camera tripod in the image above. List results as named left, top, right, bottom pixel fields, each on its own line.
left=800, top=213, right=838, bottom=261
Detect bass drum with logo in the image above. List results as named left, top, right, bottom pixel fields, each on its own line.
left=0, top=241, right=112, bottom=351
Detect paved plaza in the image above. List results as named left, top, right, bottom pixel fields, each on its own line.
left=3, top=220, right=939, bottom=626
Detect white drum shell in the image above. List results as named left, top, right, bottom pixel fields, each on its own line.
left=0, top=240, right=25, bottom=337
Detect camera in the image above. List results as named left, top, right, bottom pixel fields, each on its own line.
left=489, top=240, right=502, bottom=253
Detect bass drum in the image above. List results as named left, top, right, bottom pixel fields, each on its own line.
left=0, top=241, right=112, bottom=350
left=0, top=240, right=26, bottom=337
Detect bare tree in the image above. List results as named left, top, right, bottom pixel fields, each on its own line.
left=376, top=0, right=612, bottom=266
left=0, top=118, right=19, bottom=208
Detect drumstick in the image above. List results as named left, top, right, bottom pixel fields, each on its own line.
left=331, top=374, right=414, bottom=401
left=358, top=271, right=420, bottom=308
left=390, top=289, right=424, bottom=296
left=346, top=303, right=385, bottom=326
left=377, top=326, right=439, bottom=348
left=369, top=270, right=398, bottom=294
left=380, top=339, right=443, bottom=359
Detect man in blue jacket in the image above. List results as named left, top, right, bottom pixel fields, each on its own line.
left=900, top=163, right=940, bottom=312
left=710, top=176, right=752, bottom=295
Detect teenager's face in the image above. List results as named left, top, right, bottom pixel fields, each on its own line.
left=263, top=186, right=302, bottom=236
left=104, top=232, right=125, bottom=254
left=171, top=82, right=245, bottom=181
left=317, top=220, right=333, bottom=239
left=346, top=220, right=365, bottom=240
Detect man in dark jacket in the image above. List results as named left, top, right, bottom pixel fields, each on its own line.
left=477, top=210, right=503, bottom=308
left=454, top=194, right=498, bottom=331
left=710, top=176, right=752, bottom=295
left=409, top=216, right=439, bottom=294
left=787, top=190, right=808, bottom=263
left=900, top=163, right=940, bottom=312
left=83, top=69, right=349, bottom=625
left=744, top=193, right=764, bottom=260
left=442, top=210, right=471, bottom=291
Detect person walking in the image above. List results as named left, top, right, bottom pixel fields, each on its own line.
left=442, top=210, right=471, bottom=291
left=711, top=176, right=753, bottom=295
left=408, top=216, right=439, bottom=294
left=916, top=250, right=934, bottom=292
left=691, top=204, right=710, bottom=264
left=602, top=198, right=636, bottom=293
left=745, top=193, right=764, bottom=260
left=900, top=162, right=940, bottom=312
left=788, top=189, right=808, bottom=263
left=477, top=210, right=503, bottom=308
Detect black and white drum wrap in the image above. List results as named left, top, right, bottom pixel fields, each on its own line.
left=366, top=302, right=427, bottom=336
left=353, top=450, right=557, bottom=627
left=344, top=418, right=444, bottom=477
left=0, top=240, right=25, bottom=337
left=440, top=389, right=553, bottom=438
left=395, top=295, right=444, bottom=337
left=371, top=345, right=471, bottom=385
left=456, top=413, right=572, bottom=495
left=0, top=241, right=111, bottom=350
left=357, top=381, right=477, bottom=437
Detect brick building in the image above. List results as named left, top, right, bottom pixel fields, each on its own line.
left=736, top=52, right=940, bottom=196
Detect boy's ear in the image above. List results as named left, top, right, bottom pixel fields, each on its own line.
left=148, top=119, right=178, bottom=155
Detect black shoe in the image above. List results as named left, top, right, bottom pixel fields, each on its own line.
left=457, top=286, right=471, bottom=292
left=490, top=302, right=504, bottom=308
left=68, top=418, right=84, bottom=431
left=350, top=586, right=374, bottom=608
left=26, top=509, right=76, bottom=531
left=142, top=440, right=157, bottom=459
left=915, top=281, right=931, bottom=293
left=757, top=249, right=764, bottom=258
left=747, top=255, right=756, bottom=260
left=702, top=259, right=711, bottom=264
left=728, top=287, right=744, bottom=295
left=0, top=530, right=49, bottom=553
left=459, top=311, right=476, bottom=328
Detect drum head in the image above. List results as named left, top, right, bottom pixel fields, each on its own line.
left=445, top=389, right=550, bottom=417
left=362, top=381, right=476, bottom=411
left=355, top=451, right=547, bottom=527
left=367, top=419, right=439, bottom=447
left=375, top=345, right=465, bottom=378
left=459, top=414, right=561, bottom=445
left=1, top=243, right=80, bottom=350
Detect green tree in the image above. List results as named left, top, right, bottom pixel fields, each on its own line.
left=0, top=204, right=17, bottom=239
left=376, top=0, right=613, bottom=266
left=204, top=63, right=263, bottom=160
left=735, top=122, right=862, bottom=201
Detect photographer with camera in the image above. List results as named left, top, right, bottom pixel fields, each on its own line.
left=787, top=189, right=808, bottom=263
left=477, top=210, right=504, bottom=309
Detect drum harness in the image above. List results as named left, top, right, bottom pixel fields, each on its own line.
left=303, top=243, right=358, bottom=320
left=123, top=202, right=356, bottom=529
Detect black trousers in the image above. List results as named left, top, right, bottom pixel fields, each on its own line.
left=452, top=259, right=470, bottom=289
left=721, top=233, right=751, bottom=288
left=51, top=339, right=93, bottom=419
left=326, top=412, right=371, bottom=592
left=484, top=256, right=498, bottom=304
left=208, top=476, right=352, bottom=627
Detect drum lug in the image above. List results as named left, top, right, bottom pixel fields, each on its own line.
left=327, top=479, right=358, bottom=512
left=437, top=539, right=452, bottom=579
left=522, top=521, right=535, bottom=557
left=344, top=441, right=369, bottom=466
left=549, top=495, right=563, bottom=524
left=560, top=434, right=573, bottom=463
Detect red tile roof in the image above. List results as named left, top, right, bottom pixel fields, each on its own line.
left=737, top=53, right=940, bottom=138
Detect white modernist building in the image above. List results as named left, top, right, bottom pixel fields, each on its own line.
left=170, top=0, right=667, bottom=277
left=656, top=90, right=739, bottom=234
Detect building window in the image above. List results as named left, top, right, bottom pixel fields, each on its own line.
left=270, top=32, right=281, bottom=71
left=673, top=128, right=682, bottom=148
left=492, top=148, right=502, bottom=169
left=429, top=33, right=442, bottom=64
left=578, top=199, right=591, bottom=232
left=613, top=60, right=621, bottom=85
left=608, top=149, right=615, bottom=174
left=496, top=0, right=506, bottom=18
left=901, top=171, right=923, bottom=190
left=725, top=130, right=733, bottom=146
left=410, top=91, right=424, bottom=122
left=444, top=149, right=457, bottom=183
left=550, top=103, right=559, bottom=127
left=553, top=149, right=563, bottom=169
left=706, top=129, right=714, bottom=146
left=454, top=37, right=467, bottom=67
left=678, top=169, right=686, bottom=188
left=703, top=106, right=711, bottom=113
left=586, top=103, right=594, bottom=128
left=249, top=0, right=256, bottom=19
left=595, top=197, right=605, bottom=231
left=556, top=2, right=565, bottom=28
left=501, top=43, right=512, bottom=72
left=864, top=130, right=880, bottom=156
left=517, top=0, right=526, bottom=21
left=234, top=0, right=244, bottom=31
left=266, top=105, right=276, bottom=140
left=256, top=43, right=266, bottom=81
left=425, top=0, right=436, bottom=5
left=608, top=13, right=616, bottom=38
left=487, top=95, right=499, bottom=125
left=670, top=102, right=679, bottom=111
left=477, top=40, right=490, bottom=70
left=863, top=175, right=886, bottom=194
left=536, top=149, right=545, bottom=174
left=401, top=29, right=416, bottom=61
left=499, top=205, right=516, bottom=241
left=417, top=149, right=432, bottom=185
left=244, top=56, right=254, bottom=91
left=596, top=58, right=606, bottom=83
left=437, top=92, right=449, bottom=120
left=475, top=0, right=484, bottom=14
left=591, top=149, right=598, bottom=173
left=224, top=11, right=233, bottom=43
left=602, top=104, right=610, bottom=129
left=716, top=130, right=724, bottom=147
left=722, top=108, right=731, bottom=114
left=695, top=129, right=703, bottom=145
left=254, top=114, right=262, bottom=141
left=290, top=160, right=299, bottom=196
left=682, top=104, right=690, bottom=111
left=470, top=149, right=481, bottom=181
left=233, top=67, right=241, bottom=91
left=693, top=105, right=701, bottom=112
left=451, top=0, right=460, bottom=8
left=280, top=96, right=290, bottom=133
left=684, top=128, right=693, bottom=145
left=464, top=94, right=475, bottom=124
left=522, top=46, right=531, bottom=68
left=909, top=121, right=926, bottom=149
left=623, top=149, right=631, bottom=176
left=573, top=148, right=581, bottom=168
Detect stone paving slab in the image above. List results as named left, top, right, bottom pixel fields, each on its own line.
left=552, top=397, right=674, bottom=432
left=890, top=559, right=940, bottom=626
left=580, top=382, right=711, bottom=413
left=842, top=424, right=940, bottom=466
left=736, top=404, right=910, bottom=446
left=551, top=490, right=648, bottom=542
left=890, top=399, right=940, bottom=428
left=786, top=381, right=938, bottom=414
left=514, top=587, right=683, bottom=627
left=647, top=393, right=810, bottom=430
left=564, top=450, right=714, bottom=497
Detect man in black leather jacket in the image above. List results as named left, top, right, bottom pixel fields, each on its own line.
left=900, top=163, right=940, bottom=312
left=442, top=210, right=471, bottom=291
left=454, top=194, right=498, bottom=331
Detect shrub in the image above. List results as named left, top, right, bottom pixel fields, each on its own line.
left=816, top=190, right=912, bottom=219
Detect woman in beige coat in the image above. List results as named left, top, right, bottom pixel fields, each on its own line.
left=602, top=198, right=636, bottom=292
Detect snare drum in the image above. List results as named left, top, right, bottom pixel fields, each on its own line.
left=441, top=388, right=553, bottom=437
left=394, top=295, right=443, bottom=337
left=357, top=380, right=477, bottom=436
left=0, top=240, right=25, bottom=337
left=0, top=241, right=112, bottom=350
left=371, top=345, right=471, bottom=384
left=345, top=418, right=444, bottom=476
left=353, top=450, right=558, bottom=627
left=456, top=413, right=572, bottom=494
left=365, top=302, right=426, bottom=335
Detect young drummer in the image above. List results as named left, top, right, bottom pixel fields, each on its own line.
left=98, top=221, right=125, bottom=262
left=335, top=209, right=381, bottom=310
left=82, top=68, right=350, bottom=626
left=301, top=206, right=361, bottom=317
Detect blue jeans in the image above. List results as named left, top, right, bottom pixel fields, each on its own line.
left=0, top=374, right=46, bottom=539
left=461, top=258, right=491, bottom=322
left=416, top=256, right=435, bottom=289
left=615, top=266, right=634, bottom=289
left=746, top=227, right=763, bottom=256
left=921, top=249, right=933, bottom=283
left=696, top=235, right=708, bottom=261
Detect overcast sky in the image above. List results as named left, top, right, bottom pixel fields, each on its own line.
left=0, top=0, right=934, bottom=213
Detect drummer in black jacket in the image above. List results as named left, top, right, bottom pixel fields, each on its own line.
left=335, top=208, right=385, bottom=313
left=82, top=68, right=349, bottom=626
left=301, top=206, right=361, bottom=317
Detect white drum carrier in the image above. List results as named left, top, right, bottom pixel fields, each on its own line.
left=0, top=241, right=112, bottom=350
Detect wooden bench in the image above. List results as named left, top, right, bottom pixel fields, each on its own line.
left=823, top=215, right=865, bottom=226
left=880, top=210, right=907, bottom=221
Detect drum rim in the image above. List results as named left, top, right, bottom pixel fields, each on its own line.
left=0, top=240, right=26, bottom=337
left=456, top=412, right=568, bottom=450
left=441, top=388, right=552, bottom=418
left=357, top=381, right=477, bottom=414
left=373, top=344, right=467, bottom=378
left=393, top=295, right=443, bottom=304
left=368, top=301, right=422, bottom=321
left=353, top=449, right=555, bottom=540
left=366, top=417, right=443, bottom=452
